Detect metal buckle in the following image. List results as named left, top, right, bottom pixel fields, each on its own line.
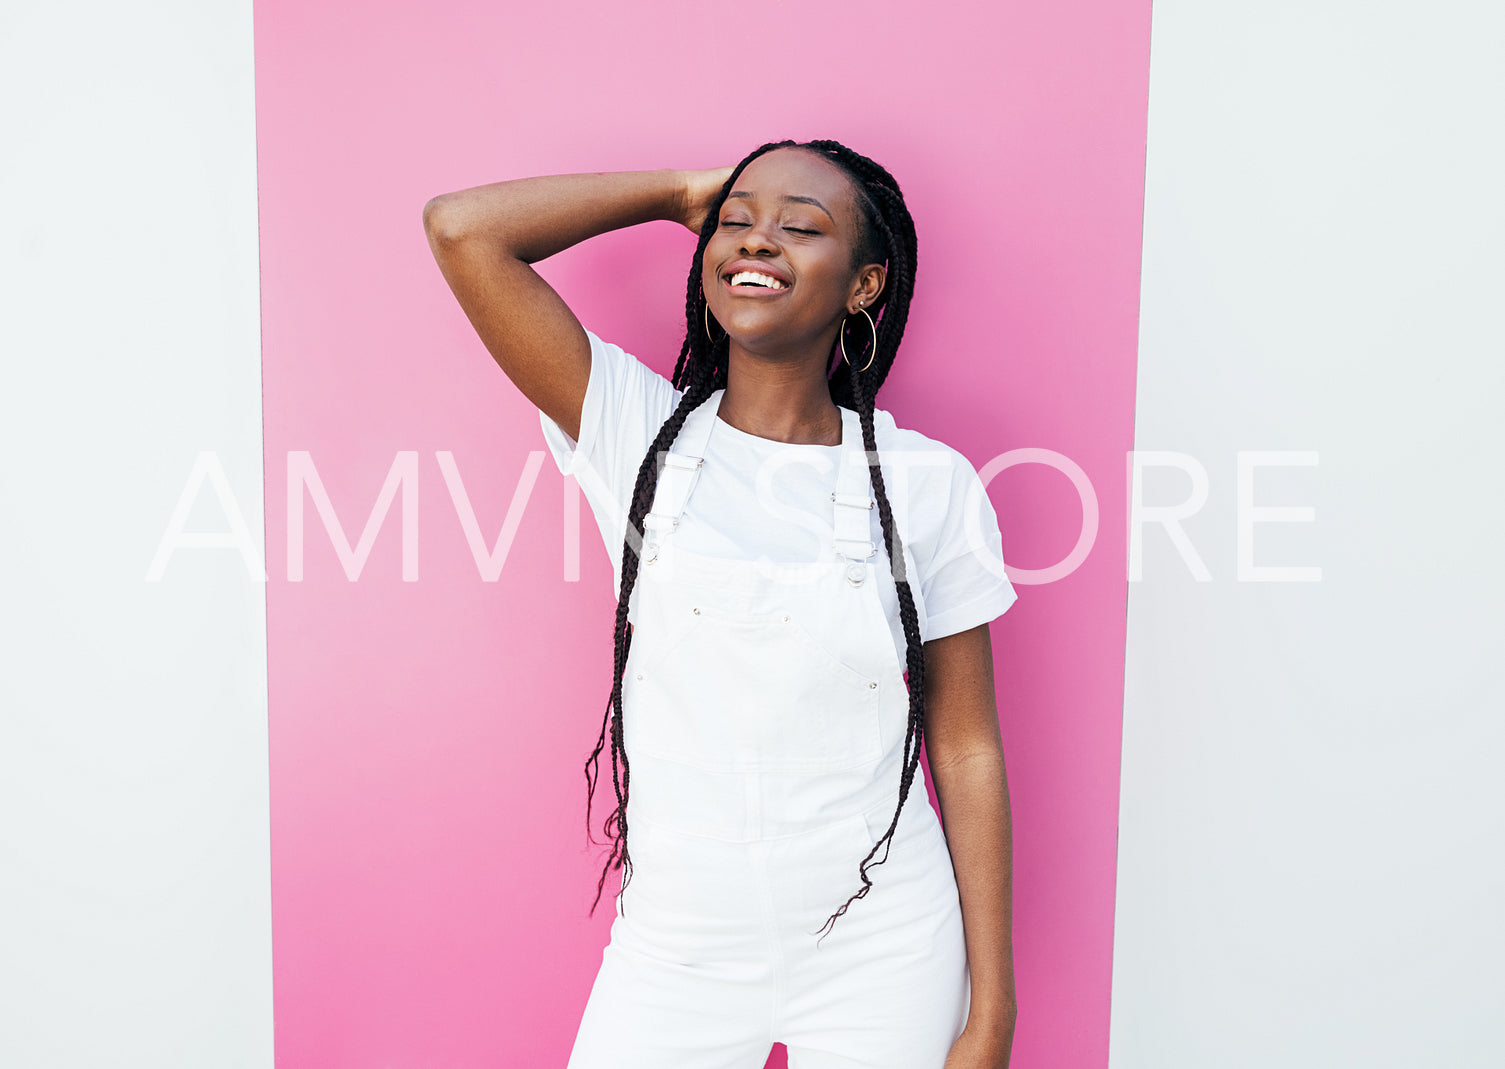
left=831, top=491, right=874, bottom=509
left=834, top=537, right=877, bottom=560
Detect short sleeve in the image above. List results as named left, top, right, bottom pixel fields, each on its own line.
left=538, top=329, right=680, bottom=591
left=919, top=451, right=1019, bottom=641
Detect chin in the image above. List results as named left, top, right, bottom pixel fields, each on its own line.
left=723, top=321, right=798, bottom=356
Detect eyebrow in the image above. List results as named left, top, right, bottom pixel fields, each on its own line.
left=727, top=191, right=836, bottom=224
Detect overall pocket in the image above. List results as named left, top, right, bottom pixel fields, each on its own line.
left=626, top=602, right=884, bottom=772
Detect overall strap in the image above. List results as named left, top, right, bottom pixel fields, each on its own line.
left=832, top=406, right=877, bottom=561
left=642, top=389, right=724, bottom=551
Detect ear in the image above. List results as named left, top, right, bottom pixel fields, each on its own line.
left=849, top=263, right=886, bottom=314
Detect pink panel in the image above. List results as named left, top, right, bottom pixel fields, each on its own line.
left=254, top=1, right=1150, bottom=1065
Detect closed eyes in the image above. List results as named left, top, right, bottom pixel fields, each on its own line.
left=719, top=220, right=821, bottom=235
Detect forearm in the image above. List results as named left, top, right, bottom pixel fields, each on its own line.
left=423, top=168, right=689, bottom=263
left=931, top=746, right=1017, bottom=1049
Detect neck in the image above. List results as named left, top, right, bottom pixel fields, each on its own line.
left=718, top=342, right=843, bottom=446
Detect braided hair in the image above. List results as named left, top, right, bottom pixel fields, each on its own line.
left=583, top=139, right=924, bottom=940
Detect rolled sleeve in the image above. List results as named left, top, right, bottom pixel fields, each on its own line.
left=919, top=448, right=1019, bottom=641
left=924, top=561, right=1018, bottom=641
left=533, top=328, right=681, bottom=595
left=538, top=334, right=607, bottom=479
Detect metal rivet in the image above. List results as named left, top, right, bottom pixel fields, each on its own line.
left=692, top=607, right=700, bottom=615
left=782, top=615, right=790, bottom=623
left=869, top=682, right=878, bottom=689
left=636, top=673, right=644, bottom=681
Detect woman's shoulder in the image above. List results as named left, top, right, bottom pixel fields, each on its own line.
left=864, top=404, right=981, bottom=481
left=852, top=404, right=996, bottom=558
left=866, top=406, right=1010, bottom=604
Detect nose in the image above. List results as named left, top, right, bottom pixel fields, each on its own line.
left=739, top=218, right=779, bottom=256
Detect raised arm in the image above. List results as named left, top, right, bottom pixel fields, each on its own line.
left=422, top=167, right=729, bottom=441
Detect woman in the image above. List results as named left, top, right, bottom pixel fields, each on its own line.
left=424, top=140, right=1018, bottom=1069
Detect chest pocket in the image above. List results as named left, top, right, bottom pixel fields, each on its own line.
left=623, top=602, right=885, bottom=773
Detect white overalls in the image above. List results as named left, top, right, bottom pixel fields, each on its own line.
left=567, top=390, right=972, bottom=1069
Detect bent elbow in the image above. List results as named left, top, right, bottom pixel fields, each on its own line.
left=422, top=195, right=464, bottom=245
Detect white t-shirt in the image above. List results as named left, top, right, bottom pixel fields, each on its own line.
left=538, top=329, right=1018, bottom=666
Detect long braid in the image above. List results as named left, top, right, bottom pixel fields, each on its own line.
left=794, top=143, right=927, bottom=941
left=582, top=373, right=715, bottom=912
left=581, top=149, right=754, bottom=912
left=582, top=140, right=928, bottom=943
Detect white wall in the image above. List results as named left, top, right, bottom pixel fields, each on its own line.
left=0, top=2, right=273, bottom=1066
left=1112, top=3, right=1505, bottom=1067
left=6, top=1, right=1503, bottom=1066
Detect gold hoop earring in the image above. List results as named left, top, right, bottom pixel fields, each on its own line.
left=702, top=290, right=722, bottom=343
left=839, top=307, right=878, bottom=373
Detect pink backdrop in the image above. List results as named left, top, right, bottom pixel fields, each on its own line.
left=254, top=1, right=1150, bottom=1065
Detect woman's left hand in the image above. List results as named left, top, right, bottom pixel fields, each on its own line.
left=943, top=1024, right=1011, bottom=1069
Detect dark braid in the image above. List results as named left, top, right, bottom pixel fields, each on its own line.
left=582, top=141, right=927, bottom=943
left=796, top=142, right=927, bottom=942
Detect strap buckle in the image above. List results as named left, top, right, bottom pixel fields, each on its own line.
left=834, top=537, right=877, bottom=560
left=831, top=491, right=874, bottom=509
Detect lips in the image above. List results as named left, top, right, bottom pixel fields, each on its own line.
left=721, top=259, right=792, bottom=292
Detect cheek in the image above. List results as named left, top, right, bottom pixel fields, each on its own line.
left=699, top=243, right=725, bottom=288
left=800, top=257, right=853, bottom=304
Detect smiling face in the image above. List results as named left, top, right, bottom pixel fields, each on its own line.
left=702, top=147, right=885, bottom=361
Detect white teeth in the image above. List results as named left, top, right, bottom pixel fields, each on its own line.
left=729, top=271, right=787, bottom=290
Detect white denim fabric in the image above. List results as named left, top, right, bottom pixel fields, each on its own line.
left=566, top=391, right=971, bottom=1069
